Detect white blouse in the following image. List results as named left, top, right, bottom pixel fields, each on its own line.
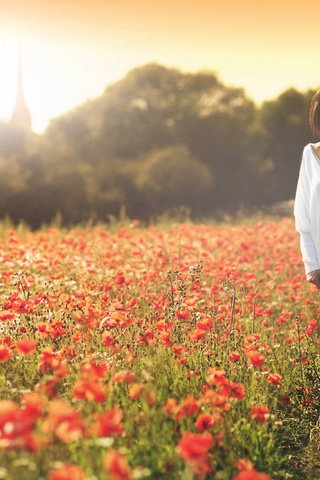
left=294, top=143, right=320, bottom=277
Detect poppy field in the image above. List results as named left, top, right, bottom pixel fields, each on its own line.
left=0, top=216, right=319, bottom=480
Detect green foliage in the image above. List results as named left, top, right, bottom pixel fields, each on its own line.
left=0, top=64, right=316, bottom=228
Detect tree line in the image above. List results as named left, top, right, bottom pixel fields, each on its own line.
left=0, top=63, right=316, bottom=229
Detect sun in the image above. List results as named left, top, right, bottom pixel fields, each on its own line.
left=0, top=27, right=122, bottom=134
left=0, top=30, right=48, bottom=132
left=0, top=28, right=91, bottom=134
left=0, top=31, right=18, bottom=124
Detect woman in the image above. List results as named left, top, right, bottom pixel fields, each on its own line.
left=294, top=90, right=320, bottom=289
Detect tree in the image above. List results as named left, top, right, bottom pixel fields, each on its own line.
left=134, top=145, right=214, bottom=217
left=258, top=88, right=312, bottom=202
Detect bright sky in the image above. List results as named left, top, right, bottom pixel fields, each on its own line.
left=1, top=0, right=320, bottom=133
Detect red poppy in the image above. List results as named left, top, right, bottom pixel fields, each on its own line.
left=177, top=431, right=213, bottom=477
left=91, top=407, right=123, bottom=437
left=195, top=413, right=216, bottom=431
left=113, top=370, right=135, bottom=383
left=41, top=399, right=84, bottom=443
left=246, top=350, right=265, bottom=368
left=16, top=339, right=37, bottom=355
left=249, top=405, right=270, bottom=424
left=72, top=378, right=106, bottom=403
left=232, top=469, right=272, bottom=479
left=0, top=345, right=11, bottom=361
left=0, top=310, right=15, bottom=322
left=229, top=351, right=241, bottom=362
left=128, top=383, right=144, bottom=400
left=177, top=430, right=213, bottom=461
left=236, top=458, right=254, bottom=471
left=176, top=396, right=200, bottom=419
left=103, top=449, right=132, bottom=480
left=48, top=463, right=85, bottom=480
left=267, top=373, right=282, bottom=387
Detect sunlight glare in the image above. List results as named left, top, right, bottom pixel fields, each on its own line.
left=0, top=30, right=17, bottom=124
left=0, top=28, right=113, bottom=133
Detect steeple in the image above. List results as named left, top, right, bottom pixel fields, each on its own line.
left=10, top=44, right=32, bottom=131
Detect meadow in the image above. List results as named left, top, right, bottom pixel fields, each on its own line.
left=0, top=214, right=319, bottom=480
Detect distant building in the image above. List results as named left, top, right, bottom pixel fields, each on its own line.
left=10, top=49, right=32, bottom=131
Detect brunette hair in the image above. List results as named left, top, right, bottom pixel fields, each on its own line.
left=309, top=90, right=320, bottom=138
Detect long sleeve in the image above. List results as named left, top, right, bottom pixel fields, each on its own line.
left=293, top=149, right=320, bottom=276
left=293, top=151, right=312, bottom=233
left=299, top=231, right=320, bottom=275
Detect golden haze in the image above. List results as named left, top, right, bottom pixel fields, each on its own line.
left=0, top=0, right=320, bottom=132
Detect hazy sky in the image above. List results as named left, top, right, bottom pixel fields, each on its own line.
left=1, top=0, right=319, bottom=133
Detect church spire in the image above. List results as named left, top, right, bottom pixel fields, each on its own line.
left=10, top=43, right=32, bottom=131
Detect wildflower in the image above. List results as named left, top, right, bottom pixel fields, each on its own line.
left=196, top=317, right=213, bottom=330
left=72, top=378, right=106, bottom=403
left=0, top=345, right=11, bottom=361
left=223, top=381, right=246, bottom=401
left=0, top=310, right=15, bottom=322
left=188, top=328, right=206, bottom=342
left=281, top=394, right=291, bottom=405
left=249, top=405, right=270, bottom=424
left=38, top=347, right=69, bottom=376
left=267, top=373, right=281, bottom=387
left=21, top=392, right=47, bottom=421
left=246, top=350, right=265, bottom=368
left=102, top=331, right=115, bottom=347
left=195, top=413, right=216, bottom=431
left=103, top=449, right=132, bottom=480
left=16, top=339, right=37, bottom=355
left=80, top=360, right=109, bottom=378
left=41, top=399, right=84, bottom=443
left=48, top=463, right=85, bottom=480
left=113, top=370, right=135, bottom=384
left=146, top=391, right=156, bottom=406
left=176, top=309, right=191, bottom=319
left=305, top=319, right=318, bottom=337
left=91, top=407, right=123, bottom=437
left=0, top=400, right=38, bottom=451
left=37, top=322, right=49, bottom=338
left=229, top=351, right=241, bottom=362
left=176, top=431, right=213, bottom=477
left=128, top=383, right=144, bottom=400
left=159, top=332, right=173, bottom=347
left=177, top=431, right=213, bottom=461
left=163, top=398, right=179, bottom=417
left=175, top=396, right=200, bottom=419
left=206, top=368, right=227, bottom=387
left=236, top=458, right=254, bottom=471
left=232, top=469, right=272, bottom=479
left=38, top=376, right=61, bottom=399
